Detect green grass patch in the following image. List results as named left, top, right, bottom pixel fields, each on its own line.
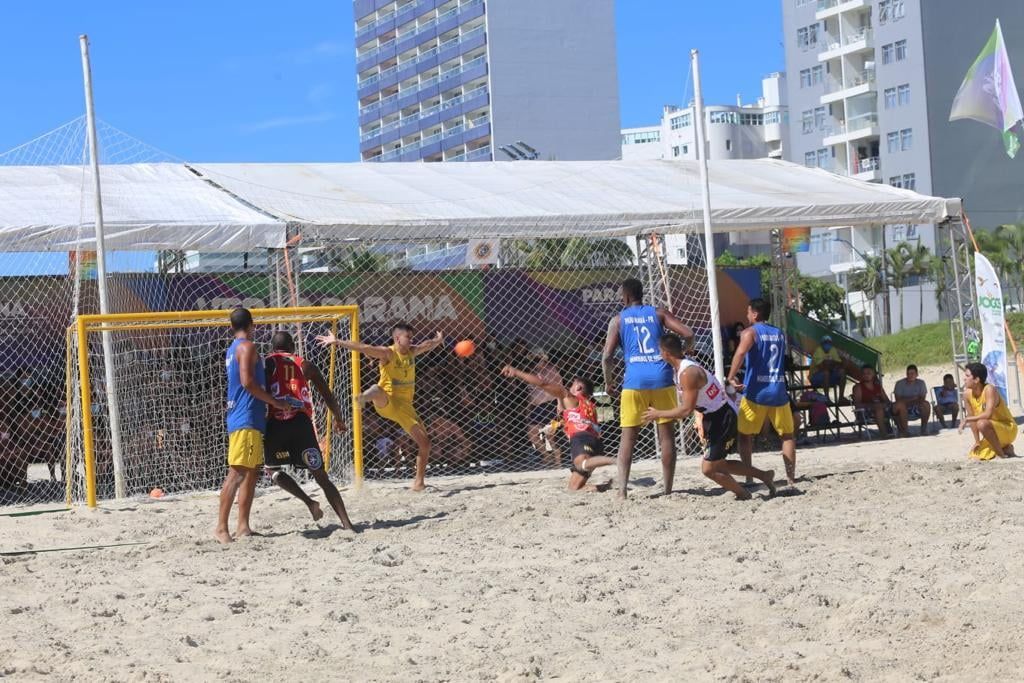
left=868, top=312, right=1024, bottom=372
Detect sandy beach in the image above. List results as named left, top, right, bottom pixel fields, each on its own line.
left=2, top=425, right=1023, bottom=682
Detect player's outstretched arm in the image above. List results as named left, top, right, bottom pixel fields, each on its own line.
left=500, top=365, right=568, bottom=399
left=237, top=342, right=290, bottom=411
left=658, top=308, right=696, bottom=350
left=412, top=331, right=444, bottom=356
left=644, top=366, right=701, bottom=423
left=601, top=316, right=621, bottom=398
left=302, top=360, right=347, bottom=432
left=316, top=333, right=393, bottom=362
left=726, top=328, right=755, bottom=390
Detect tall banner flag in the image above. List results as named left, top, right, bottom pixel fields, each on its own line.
left=975, top=252, right=1009, bottom=400
left=949, top=19, right=1024, bottom=158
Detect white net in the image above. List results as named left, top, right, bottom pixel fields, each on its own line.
left=65, top=308, right=356, bottom=505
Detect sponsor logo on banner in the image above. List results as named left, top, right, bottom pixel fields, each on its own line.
left=782, top=227, right=810, bottom=254
left=974, top=252, right=1008, bottom=400
left=465, top=239, right=499, bottom=267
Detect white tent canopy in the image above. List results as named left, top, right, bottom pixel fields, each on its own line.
left=190, top=159, right=961, bottom=240
left=0, top=159, right=962, bottom=250
left=0, top=164, right=284, bottom=252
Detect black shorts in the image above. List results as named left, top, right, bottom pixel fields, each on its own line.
left=701, top=405, right=738, bottom=462
left=527, top=402, right=558, bottom=427
left=264, top=413, right=324, bottom=471
left=569, top=432, right=604, bottom=460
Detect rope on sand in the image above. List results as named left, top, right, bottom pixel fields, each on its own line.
left=0, top=541, right=148, bottom=557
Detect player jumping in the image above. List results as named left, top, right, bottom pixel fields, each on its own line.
left=501, top=365, right=616, bottom=492
left=217, top=308, right=291, bottom=545
left=642, top=334, right=776, bottom=500
left=317, top=323, right=443, bottom=492
left=264, top=331, right=356, bottom=531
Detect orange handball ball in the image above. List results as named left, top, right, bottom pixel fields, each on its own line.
left=454, top=339, right=476, bottom=358
left=149, top=488, right=165, bottom=499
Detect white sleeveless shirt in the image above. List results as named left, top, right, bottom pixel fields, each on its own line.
left=677, top=359, right=732, bottom=414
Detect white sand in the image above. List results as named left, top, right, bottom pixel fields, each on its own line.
left=2, top=428, right=1023, bottom=681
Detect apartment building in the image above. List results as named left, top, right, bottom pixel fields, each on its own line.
left=782, top=0, right=1024, bottom=331
left=353, top=0, right=620, bottom=163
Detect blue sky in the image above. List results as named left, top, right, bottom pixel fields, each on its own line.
left=0, top=1, right=783, bottom=162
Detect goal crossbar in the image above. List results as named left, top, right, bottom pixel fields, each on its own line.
left=68, top=305, right=363, bottom=507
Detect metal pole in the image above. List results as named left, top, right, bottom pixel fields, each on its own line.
left=841, top=273, right=852, bottom=333
left=80, top=35, right=126, bottom=499
left=691, top=49, right=726, bottom=381
left=880, top=225, right=892, bottom=333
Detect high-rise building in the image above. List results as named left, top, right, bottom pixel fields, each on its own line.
left=782, top=0, right=1024, bottom=331
left=621, top=73, right=789, bottom=261
left=353, top=0, right=620, bottom=163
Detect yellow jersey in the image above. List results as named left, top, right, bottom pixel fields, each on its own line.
left=967, top=385, right=1018, bottom=459
left=378, top=344, right=415, bottom=401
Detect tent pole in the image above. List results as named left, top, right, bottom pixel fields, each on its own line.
left=80, top=34, right=126, bottom=499
left=691, top=49, right=725, bottom=380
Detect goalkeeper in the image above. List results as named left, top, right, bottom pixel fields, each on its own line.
left=264, top=331, right=356, bottom=532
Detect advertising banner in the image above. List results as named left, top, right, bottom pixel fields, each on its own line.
left=975, top=252, right=1008, bottom=399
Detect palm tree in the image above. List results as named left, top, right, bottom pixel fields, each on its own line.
left=995, top=223, right=1024, bottom=307
left=885, top=243, right=913, bottom=331
left=930, top=254, right=949, bottom=317
left=907, top=243, right=931, bottom=325
left=848, top=254, right=885, bottom=332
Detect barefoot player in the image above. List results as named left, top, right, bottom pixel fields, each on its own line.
left=317, top=323, right=443, bottom=491
left=642, top=334, right=775, bottom=499
left=264, top=331, right=356, bottom=531
left=726, top=298, right=797, bottom=485
left=501, top=365, right=616, bottom=492
left=217, top=308, right=291, bottom=544
left=602, top=278, right=695, bottom=499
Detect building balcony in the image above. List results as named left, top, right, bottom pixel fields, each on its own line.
left=815, top=0, right=869, bottom=21
left=360, top=85, right=490, bottom=147
left=817, top=27, right=873, bottom=62
left=853, top=156, right=881, bottom=181
left=359, top=55, right=488, bottom=118
left=447, top=144, right=492, bottom=162
left=820, top=70, right=876, bottom=104
left=822, top=113, right=879, bottom=145
left=358, top=24, right=487, bottom=97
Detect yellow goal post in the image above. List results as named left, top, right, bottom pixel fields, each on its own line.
left=65, top=305, right=363, bottom=507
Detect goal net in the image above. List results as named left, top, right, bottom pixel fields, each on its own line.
left=65, top=306, right=358, bottom=506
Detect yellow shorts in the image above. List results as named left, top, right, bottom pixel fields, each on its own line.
left=620, top=386, right=677, bottom=428
left=970, top=420, right=1018, bottom=460
left=738, top=398, right=795, bottom=436
left=227, top=428, right=264, bottom=469
left=376, top=395, right=421, bottom=434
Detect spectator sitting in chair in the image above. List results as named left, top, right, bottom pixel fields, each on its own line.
left=809, top=334, right=846, bottom=400
left=934, top=373, right=960, bottom=429
left=892, top=364, right=931, bottom=437
left=853, top=365, right=892, bottom=437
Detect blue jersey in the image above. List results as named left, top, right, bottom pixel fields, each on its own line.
left=225, top=337, right=267, bottom=433
left=742, top=322, right=788, bottom=406
left=619, top=305, right=673, bottom=390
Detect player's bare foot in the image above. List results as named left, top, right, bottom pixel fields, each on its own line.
left=734, top=489, right=752, bottom=501
left=214, top=528, right=233, bottom=545
left=235, top=526, right=254, bottom=538
left=615, top=488, right=627, bottom=501
left=308, top=501, right=324, bottom=522
left=410, top=480, right=426, bottom=492
left=763, top=470, right=777, bottom=497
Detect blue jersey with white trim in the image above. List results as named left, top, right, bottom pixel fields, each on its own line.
left=742, top=322, right=788, bottom=406
left=225, top=338, right=267, bottom=433
left=619, top=305, right=673, bottom=390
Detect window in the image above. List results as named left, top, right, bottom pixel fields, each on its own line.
left=797, top=23, right=819, bottom=50
left=622, top=130, right=660, bottom=145
left=889, top=176, right=903, bottom=188
left=903, top=173, right=916, bottom=190
left=900, top=127, right=912, bottom=151
left=817, top=147, right=830, bottom=169
left=804, top=151, right=816, bottom=168
left=892, top=0, right=905, bottom=20
left=765, top=111, right=782, bottom=124
left=895, top=39, right=908, bottom=61
left=802, top=110, right=814, bottom=134
left=681, top=144, right=689, bottom=155
left=709, top=111, right=739, bottom=124
left=882, top=43, right=894, bottom=64
left=897, top=83, right=911, bottom=106
left=811, top=65, right=825, bottom=85
left=893, top=224, right=906, bottom=242
left=670, top=112, right=692, bottom=129
left=887, top=131, right=900, bottom=153
left=878, top=0, right=891, bottom=24
left=800, top=68, right=812, bottom=88
left=907, top=225, right=918, bottom=239
left=884, top=87, right=897, bottom=109
left=672, top=146, right=680, bottom=158
left=740, top=113, right=763, bottom=126
left=814, top=106, right=827, bottom=130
